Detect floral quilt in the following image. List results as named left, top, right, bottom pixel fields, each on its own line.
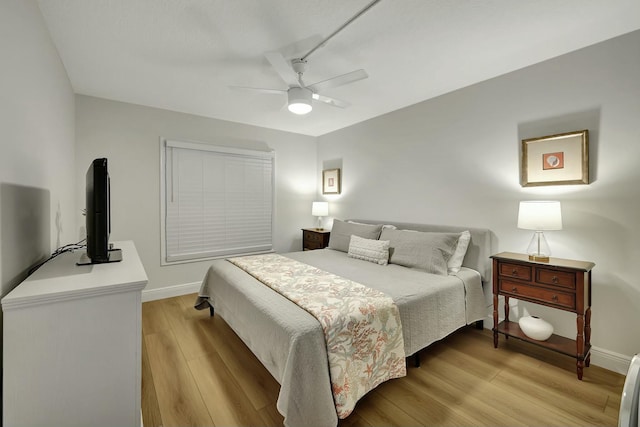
left=228, top=253, right=406, bottom=418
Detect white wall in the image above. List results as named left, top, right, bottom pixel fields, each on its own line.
left=317, top=30, right=640, bottom=366
left=75, top=95, right=317, bottom=294
left=0, top=0, right=75, bottom=413
left=0, top=0, right=75, bottom=297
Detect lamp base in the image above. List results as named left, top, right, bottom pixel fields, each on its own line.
left=526, top=231, right=551, bottom=263
left=528, top=254, right=550, bottom=262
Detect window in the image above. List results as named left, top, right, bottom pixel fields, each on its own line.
left=161, top=138, right=274, bottom=264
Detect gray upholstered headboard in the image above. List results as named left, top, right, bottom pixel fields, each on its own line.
left=349, top=219, right=493, bottom=282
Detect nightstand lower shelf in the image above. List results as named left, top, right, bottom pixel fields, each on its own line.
left=494, top=320, right=591, bottom=360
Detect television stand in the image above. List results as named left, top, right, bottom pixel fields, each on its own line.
left=76, top=247, right=122, bottom=265
left=2, top=241, right=147, bottom=426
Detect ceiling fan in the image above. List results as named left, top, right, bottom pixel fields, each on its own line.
left=232, top=53, right=368, bottom=114
left=230, top=0, right=382, bottom=115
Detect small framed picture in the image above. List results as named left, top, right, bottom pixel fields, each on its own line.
left=322, top=168, right=341, bottom=194
left=521, top=130, right=589, bottom=187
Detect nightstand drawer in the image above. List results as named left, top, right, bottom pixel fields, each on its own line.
left=536, top=268, right=576, bottom=290
left=302, top=228, right=330, bottom=251
left=499, top=262, right=532, bottom=281
left=303, top=230, right=323, bottom=243
left=499, top=279, right=575, bottom=310
left=304, top=240, right=325, bottom=250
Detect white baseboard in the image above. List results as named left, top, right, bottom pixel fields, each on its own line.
left=141, top=281, right=200, bottom=302
left=590, top=346, right=632, bottom=375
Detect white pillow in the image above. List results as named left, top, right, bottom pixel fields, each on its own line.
left=448, top=230, right=471, bottom=274
left=347, top=235, right=390, bottom=265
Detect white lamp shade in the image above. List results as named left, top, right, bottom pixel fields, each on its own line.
left=312, top=201, right=329, bottom=217
left=517, top=201, right=562, bottom=231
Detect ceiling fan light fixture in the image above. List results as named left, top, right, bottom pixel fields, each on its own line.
left=287, top=87, right=313, bottom=115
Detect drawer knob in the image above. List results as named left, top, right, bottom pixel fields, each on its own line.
left=552, top=276, right=559, bottom=284
left=511, top=269, right=518, bottom=276
left=511, top=286, right=518, bottom=293
left=551, top=294, right=558, bottom=302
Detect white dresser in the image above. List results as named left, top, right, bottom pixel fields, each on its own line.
left=2, top=240, right=148, bottom=427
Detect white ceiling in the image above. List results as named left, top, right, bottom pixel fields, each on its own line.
left=38, top=0, right=640, bottom=137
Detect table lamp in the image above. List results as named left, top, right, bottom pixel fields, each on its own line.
left=517, top=201, right=562, bottom=262
left=311, top=202, right=329, bottom=230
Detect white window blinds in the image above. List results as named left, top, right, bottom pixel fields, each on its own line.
left=162, top=139, right=274, bottom=263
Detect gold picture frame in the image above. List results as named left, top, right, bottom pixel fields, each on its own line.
left=521, top=130, right=589, bottom=187
left=322, top=168, right=341, bottom=194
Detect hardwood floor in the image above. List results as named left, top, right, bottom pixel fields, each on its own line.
left=142, top=294, right=624, bottom=426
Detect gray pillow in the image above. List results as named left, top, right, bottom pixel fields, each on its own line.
left=328, top=219, right=383, bottom=252
left=380, top=228, right=459, bottom=275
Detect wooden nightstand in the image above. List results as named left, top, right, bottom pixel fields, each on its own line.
left=491, top=252, right=594, bottom=380
left=302, top=228, right=330, bottom=251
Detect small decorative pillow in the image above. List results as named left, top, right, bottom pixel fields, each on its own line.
left=448, top=230, right=471, bottom=274
left=348, top=235, right=390, bottom=265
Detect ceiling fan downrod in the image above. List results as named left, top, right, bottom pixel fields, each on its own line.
left=300, top=0, right=383, bottom=62
left=291, top=58, right=307, bottom=85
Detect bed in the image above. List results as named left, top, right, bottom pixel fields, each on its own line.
left=195, top=219, right=492, bottom=427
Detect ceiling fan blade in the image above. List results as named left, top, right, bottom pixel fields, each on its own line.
left=307, top=69, right=368, bottom=93
left=312, top=93, right=350, bottom=109
left=228, top=86, right=286, bottom=95
left=264, top=51, right=300, bottom=87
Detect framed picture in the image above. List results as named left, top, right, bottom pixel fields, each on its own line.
left=322, top=168, right=341, bottom=194
left=521, top=130, right=589, bottom=187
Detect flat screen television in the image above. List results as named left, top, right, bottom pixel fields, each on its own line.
left=78, top=158, right=121, bottom=265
